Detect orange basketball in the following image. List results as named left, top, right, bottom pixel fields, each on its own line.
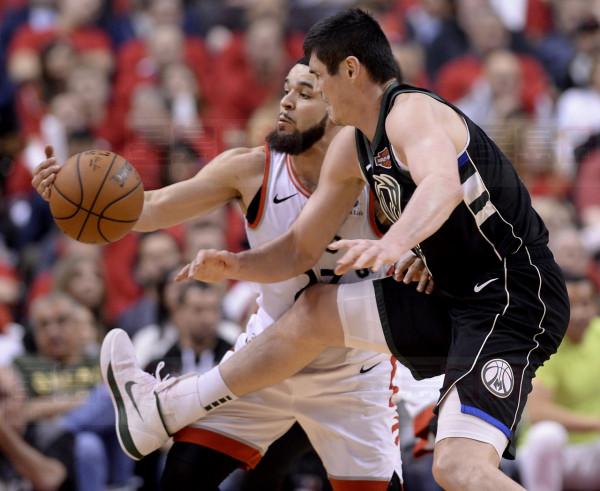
left=49, top=150, right=144, bottom=244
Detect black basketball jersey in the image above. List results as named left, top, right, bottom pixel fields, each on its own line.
left=355, top=82, right=549, bottom=295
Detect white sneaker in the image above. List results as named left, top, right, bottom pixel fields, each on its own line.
left=100, top=329, right=173, bottom=460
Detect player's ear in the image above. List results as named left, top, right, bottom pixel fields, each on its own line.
left=345, top=56, right=360, bottom=80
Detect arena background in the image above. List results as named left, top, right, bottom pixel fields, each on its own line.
left=1, top=1, right=600, bottom=490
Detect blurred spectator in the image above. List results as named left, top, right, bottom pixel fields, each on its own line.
left=66, top=64, right=118, bottom=148
left=131, top=268, right=182, bottom=371
left=532, top=196, right=577, bottom=238
left=13, top=293, right=102, bottom=490
left=113, top=20, right=211, bottom=128
left=145, top=281, right=232, bottom=377
left=118, top=84, right=172, bottom=189
left=511, top=122, right=570, bottom=198
left=575, top=148, right=600, bottom=240
left=7, top=0, right=111, bottom=84
left=436, top=4, right=549, bottom=115
left=535, top=0, right=599, bottom=90
left=392, top=41, right=430, bottom=87
left=14, top=292, right=133, bottom=490
left=116, top=230, right=182, bottom=337
left=0, top=320, right=25, bottom=367
left=518, top=273, right=600, bottom=491
left=165, top=141, right=203, bottom=186
left=404, top=0, right=468, bottom=77
left=0, top=366, right=74, bottom=490
left=183, top=219, right=226, bottom=263
left=53, top=254, right=108, bottom=335
left=457, top=50, right=527, bottom=127
left=556, top=54, right=600, bottom=177
left=548, top=226, right=600, bottom=289
left=209, top=15, right=298, bottom=147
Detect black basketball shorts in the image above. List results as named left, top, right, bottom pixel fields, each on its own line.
left=339, top=245, right=569, bottom=459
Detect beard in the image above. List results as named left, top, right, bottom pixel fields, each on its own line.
left=266, top=115, right=328, bottom=155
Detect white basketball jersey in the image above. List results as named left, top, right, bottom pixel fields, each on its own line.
left=243, top=147, right=385, bottom=367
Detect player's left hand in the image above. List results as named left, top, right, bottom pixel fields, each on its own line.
left=175, top=249, right=239, bottom=284
left=329, top=238, right=406, bottom=276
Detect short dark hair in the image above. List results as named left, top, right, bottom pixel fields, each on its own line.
left=303, top=8, right=401, bottom=84
left=176, top=280, right=218, bottom=307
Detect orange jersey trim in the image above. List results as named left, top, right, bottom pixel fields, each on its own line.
left=247, top=144, right=271, bottom=229
left=286, top=154, right=312, bottom=197
left=174, top=427, right=262, bottom=469
left=330, top=478, right=391, bottom=491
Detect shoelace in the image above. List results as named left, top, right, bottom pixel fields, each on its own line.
left=153, top=361, right=197, bottom=394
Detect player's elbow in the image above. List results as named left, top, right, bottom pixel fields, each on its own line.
left=292, top=246, right=320, bottom=273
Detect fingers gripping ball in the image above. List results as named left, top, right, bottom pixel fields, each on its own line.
left=49, top=150, right=144, bottom=244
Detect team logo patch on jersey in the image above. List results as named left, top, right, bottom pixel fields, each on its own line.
left=373, top=174, right=402, bottom=222
left=481, top=359, right=514, bottom=398
left=375, top=148, right=392, bottom=169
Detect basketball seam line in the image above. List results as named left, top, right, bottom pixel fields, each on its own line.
left=52, top=183, right=138, bottom=223
left=76, top=153, right=118, bottom=241
left=95, top=178, right=142, bottom=243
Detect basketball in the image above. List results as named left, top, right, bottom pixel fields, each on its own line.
left=49, top=150, right=144, bottom=244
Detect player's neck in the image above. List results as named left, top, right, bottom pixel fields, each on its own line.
left=290, top=143, right=327, bottom=193
left=352, top=81, right=394, bottom=142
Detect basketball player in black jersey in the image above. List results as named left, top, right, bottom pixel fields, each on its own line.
left=100, top=9, right=569, bottom=491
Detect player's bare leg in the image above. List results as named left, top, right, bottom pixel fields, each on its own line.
left=433, top=438, right=524, bottom=491
left=219, top=284, right=344, bottom=394
left=101, top=283, right=344, bottom=458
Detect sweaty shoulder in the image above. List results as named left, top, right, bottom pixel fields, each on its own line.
left=385, top=92, right=467, bottom=155
left=203, top=146, right=266, bottom=211
left=214, top=146, right=265, bottom=177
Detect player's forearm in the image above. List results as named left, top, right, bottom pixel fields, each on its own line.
left=235, top=233, right=319, bottom=282
left=383, top=174, right=463, bottom=251
left=0, top=423, right=66, bottom=491
left=528, top=401, right=600, bottom=433
left=133, top=189, right=201, bottom=232
left=133, top=191, right=165, bottom=232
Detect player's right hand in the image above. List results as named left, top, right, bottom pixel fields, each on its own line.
left=175, top=249, right=240, bottom=284
left=390, top=254, right=434, bottom=294
left=31, top=145, right=60, bottom=201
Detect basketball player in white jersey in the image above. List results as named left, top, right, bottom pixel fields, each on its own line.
left=33, top=60, right=435, bottom=490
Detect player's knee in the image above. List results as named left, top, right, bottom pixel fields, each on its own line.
left=432, top=443, right=494, bottom=490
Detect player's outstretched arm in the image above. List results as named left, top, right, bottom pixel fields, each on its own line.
left=180, top=127, right=366, bottom=284
left=333, top=94, right=465, bottom=274
left=31, top=145, right=264, bottom=232
left=134, top=147, right=263, bottom=231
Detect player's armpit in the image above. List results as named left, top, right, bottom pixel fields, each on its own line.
left=134, top=147, right=265, bottom=232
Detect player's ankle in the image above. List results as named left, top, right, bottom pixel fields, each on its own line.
left=158, top=367, right=237, bottom=433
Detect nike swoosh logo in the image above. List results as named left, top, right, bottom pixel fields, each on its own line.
left=107, top=364, right=143, bottom=460
left=273, top=193, right=297, bottom=204
left=360, top=362, right=382, bottom=374
left=474, top=277, right=499, bottom=293
left=125, top=381, right=143, bottom=420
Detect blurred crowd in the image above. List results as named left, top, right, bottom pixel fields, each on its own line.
left=1, top=0, right=600, bottom=490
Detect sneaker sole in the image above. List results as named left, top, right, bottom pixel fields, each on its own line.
left=101, top=329, right=144, bottom=461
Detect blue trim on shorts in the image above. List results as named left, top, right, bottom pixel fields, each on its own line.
left=461, top=404, right=512, bottom=439
left=458, top=150, right=469, bottom=167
